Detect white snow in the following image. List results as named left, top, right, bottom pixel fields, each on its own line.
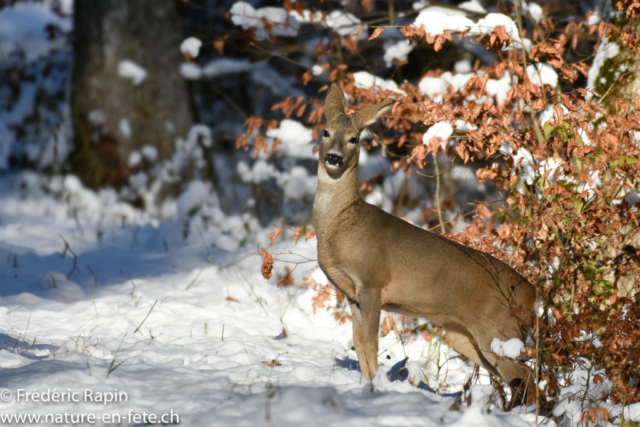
left=229, top=2, right=301, bottom=40
left=266, top=119, right=313, bottom=147
left=0, top=2, right=71, bottom=60
left=353, top=71, right=406, bottom=95
left=128, top=151, right=142, bottom=167
left=88, top=110, right=105, bottom=125
left=180, top=37, right=203, bottom=59
left=119, top=118, right=132, bottom=139
left=187, top=124, right=213, bottom=148
left=587, top=13, right=601, bottom=26
left=419, top=72, right=473, bottom=99
left=537, top=104, right=569, bottom=126
left=413, top=9, right=474, bottom=36
left=525, top=3, right=544, bottom=23
left=141, top=146, right=158, bottom=163
left=282, top=166, right=316, bottom=199
left=179, top=62, right=202, bottom=80
left=587, top=39, right=620, bottom=93
left=469, top=13, right=528, bottom=50
left=459, top=0, right=487, bottom=14
left=500, top=141, right=536, bottom=194
left=118, top=60, right=147, bottom=86
left=180, top=58, right=254, bottom=80
left=0, top=172, right=633, bottom=425
left=491, top=338, right=525, bottom=359
left=128, top=171, right=148, bottom=190
left=325, top=10, right=362, bottom=37
left=454, top=59, right=472, bottom=74
left=485, top=72, right=512, bottom=105
left=526, top=63, right=558, bottom=87
left=384, top=39, right=414, bottom=67
left=423, top=122, right=454, bottom=148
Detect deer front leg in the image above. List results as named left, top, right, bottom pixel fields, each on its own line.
left=356, top=288, right=382, bottom=380
left=348, top=299, right=367, bottom=377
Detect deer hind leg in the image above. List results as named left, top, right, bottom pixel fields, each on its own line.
left=445, top=326, right=499, bottom=376
left=353, top=288, right=382, bottom=380
left=445, top=321, right=535, bottom=410
left=492, top=358, right=536, bottom=410
left=347, top=299, right=366, bottom=375
left=473, top=329, right=537, bottom=410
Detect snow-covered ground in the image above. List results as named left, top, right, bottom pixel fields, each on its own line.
left=0, top=174, right=552, bottom=426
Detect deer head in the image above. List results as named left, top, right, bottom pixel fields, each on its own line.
left=320, top=84, right=393, bottom=175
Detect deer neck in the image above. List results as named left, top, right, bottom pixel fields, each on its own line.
left=313, top=164, right=362, bottom=238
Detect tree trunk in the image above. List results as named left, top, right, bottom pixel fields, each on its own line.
left=70, top=0, right=194, bottom=189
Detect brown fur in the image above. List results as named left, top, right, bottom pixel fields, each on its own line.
left=313, top=84, right=539, bottom=410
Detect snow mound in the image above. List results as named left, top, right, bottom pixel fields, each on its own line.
left=423, top=122, right=453, bottom=148
left=180, top=37, right=203, bottom=59
left=118, top=60, right=147, bottom=85
left=491, top=338, right=525, bottom=359
left=526, top=63, right=557, bottom=87
left=354, top=71, right=405, bottom=95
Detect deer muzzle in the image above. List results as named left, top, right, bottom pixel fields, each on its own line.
left=324, top=153, right=343, bottom=168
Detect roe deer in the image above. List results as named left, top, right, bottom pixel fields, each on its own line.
left=313, top=83, right=538, bottom=410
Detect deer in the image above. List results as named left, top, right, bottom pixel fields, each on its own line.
left=313, top=83, right=539, bottom=410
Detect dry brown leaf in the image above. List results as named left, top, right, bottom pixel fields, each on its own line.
left=369, top=27, right=384, bottom=41
left=303, top=70, right=312, bottom=85
left=260, top=248, right=274, bottom=280
left=269, top=227, right=281, bottom=247
left=305, top=229, right=316, bottom=241
left=213, top=37, right=225, bottom=55
left=293, top=226, right=304, bottom=244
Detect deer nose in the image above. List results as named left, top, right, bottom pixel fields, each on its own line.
left=324, top=153, right=343, bottom=167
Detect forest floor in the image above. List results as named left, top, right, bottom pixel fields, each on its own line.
left=0, top=178, right=557, bottom=426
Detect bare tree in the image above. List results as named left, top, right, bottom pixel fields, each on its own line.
left=70, top=0, right=194, bottom=189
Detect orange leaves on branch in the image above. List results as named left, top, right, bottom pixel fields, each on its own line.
left=213, top=36, right=226, bottom=54
left=260, top=248, right=274, bottom=280
left=269, top=227, right=281, bottom=247
left=476, top=25, right=511, bottom=50
left=277, top=266, right=295, bottom=287
left=293, top=226, right=304, bottom=244
left=293, top=226, right=316, bottom=244
left=253, top=134, right=269, bottom=158
left=407, top=145, right=427, bottom=169
left=581, top=407, right=609, bottom=424
left=236, top=116, right=264, bottom=151
left=342, top=35, right=359, bottom=53
left=272, top=95, right=306, bottom=118
left=272, top=138, right=281, bottom=152
left=530, top=42, right=564, bottom=68
left=303, top=70, right=312, bottom=85
left=306, top=228, right=316, bottom=241
left=369, top=27, right=384, bottom=41
left=381, top=315, right=395, bottom=336
left=617, top=0, right=640, bottom=17
left=476, top=164, right=499, bottom=184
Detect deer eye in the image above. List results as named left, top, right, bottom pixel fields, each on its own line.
left=323, top=129, right=330, bottom=138
left=348, top=136, right=358, bottom=144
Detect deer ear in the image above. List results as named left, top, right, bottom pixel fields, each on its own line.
left=325, top=83, right=346, bottom=123
left=352, top=101, right=394, bottom=131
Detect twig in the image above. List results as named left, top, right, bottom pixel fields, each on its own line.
left=133, top=300, right=158, bottom=335
left=434, top=157, right=446, bottom=234
left=59, top=234, right=78, bottom=278
left=185, top=269, right=203, bottom=290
